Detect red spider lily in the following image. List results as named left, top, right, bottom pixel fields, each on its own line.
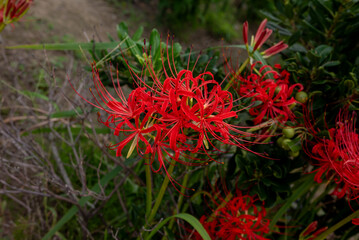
left=233, top=63, right=303, bottom=125
left=242, top=21, right=248, bottom=45
left=242, top=19, right=288, bottom=56
left=300, top=221, right=328, bottom=240
left=190, top=191, right=270, bottom=240
left=71, top=38, right=265, bottom=189
left=305, top=107, right=359, bottom=200
left=352, top=218, right=359, bottom=225
left=262, top=41, right=288, bottom=58
left=0, top=0, right=33, bottom=32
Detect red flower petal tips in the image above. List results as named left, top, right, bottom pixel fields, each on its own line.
left=190, top=191, right=270, bottom=240
left=300, top=221, right=328, bottom=240
left=243, top=18, right=288, bottom=56
left=305, top=107, right=359, bottom=200
left=262, top=41, right=288, bottom=58
left=233, top=63, right=303, bottom=125
left=0, top=0, right=33, bottom=32
left=71, top=37, right=264, bottom=189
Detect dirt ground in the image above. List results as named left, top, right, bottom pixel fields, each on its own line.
left=3, top=0, right=143, bottom=44
left=2, top=0, right=227, bottom=48
left=0, top=0, right=231, bottom=100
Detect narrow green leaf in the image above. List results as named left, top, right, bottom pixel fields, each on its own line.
left=322, top=60, right=340, bottom=68
left=132, top=26, right=144, bottom=42
left=316, top=209, right=359, bottom=240
left=309, top=2, right=328, bottom=30
left=315, top=45, right=333, bottom=59
left=302, top=20, right=325, bottom=37
left=313, top=0, right=334, bottom=17
left=49, top=108, right=97, bottom=118
left=289, top=43, right=307, bottom=53
left=27, top=126, right=111, bottom=135
left=267, top=21, right=292, bottom=36
left=287, top=137, right=302, bottom=153
left=126, top=37, right=142, bottom=60
left=115, top=22, right=143, bottom=60
left=22, top=91, right=49, bottom=101
left=6, top=41, right=123, bottom=51
left=269, top=174, right=315, bottom=229
left=149, top=28, right=161, bottom=61
left=145, top=213, right=211, bottom=240
left=172, top=43, right=182, bottom=57
left=42, top=166, right=122, bottom=240
left=117, top=22, right=128, bottom=40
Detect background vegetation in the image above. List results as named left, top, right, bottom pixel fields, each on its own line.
left=1, top=0, right=359, bottom=239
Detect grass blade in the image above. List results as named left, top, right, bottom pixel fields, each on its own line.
left=145, top=213, right=211, bottom=240
left=269, top=174, right=315, bottom=229
left=6, top=41, right=124, bottom=51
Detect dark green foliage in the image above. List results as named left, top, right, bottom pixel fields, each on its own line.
left=261, top=0, right=359, bottom=111
left=88, top=21, right=222, bottom=90
left=158, top=0, right=239, bottom=41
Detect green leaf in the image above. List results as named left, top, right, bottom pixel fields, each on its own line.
left=267, top=21, right=292, bottom=36
left=116, top=23, right=143, bottom=60
left=50, top=108, right=98, bottom=118
left=117, top=22, right=129, bottom=40
left=309, top=91, right=323, bottom=99
left=322, top=60, right=340, bottom=68
left=145, top=213, right=211, bottom=240
left=288, top=44, right=307, bottom=54
left=125, top=37, right=142, bottom=61
left=257, top=182, right=268, bottom=200
left=259, top=10, right=281, bottom=22
left=287, top=137, right=302, bottom=153
left=27, top=126, right=111, bottom=135
left=307, top=51, right=321, bottom=65
left=6, top=41, right=123, bottom=51
left=302, top=19, right=325, bottom=37
left=42, top=166, right=123, bottom=240
left=197, top=55, right=209, bottom=65
left=312, top=79, right=330, bottom=85
left=150, top=28, right=160, bottom=59
left=269, top=174, right=315, bottom=230
left=315, top=45, right=333, bottom=59
left=172, top=42, right=182, bottom=57
left=313, top=0, right=334, bottom=17
left=309, top=2, right=328, bottom=30
left=22, top=91, right=49, bottom=101
left=132, top=26, right=144, bottom=41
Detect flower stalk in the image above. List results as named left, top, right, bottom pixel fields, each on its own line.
left=145, top=159, right=177, bottom=233
left=314, top=209, right=359, bottom=240
left=223, top=57, right=250, bottom=91
left=145, top=156, right=152, bottom=218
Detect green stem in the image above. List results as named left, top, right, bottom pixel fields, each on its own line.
left=252, top=65, right=262, bottom=77
left=207, top=192, right=233, bottom=222
left=223, top=58, right=250, bottom=91
left=145, top=157, right=152, bottom=218
left=314, top=209, right=359, bottom=240
left=147, top=159, right=176, bottom=225
left=168, top=172, right=189, bottom=230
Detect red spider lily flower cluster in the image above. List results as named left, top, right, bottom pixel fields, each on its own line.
left=0, top=0, right=32, bottom=32
left=305, top=108, right=359, bottom=200
left=233, top=63, right=304, bottom=125
left=243, top=19, right=288, bottom=58
left=190, top=191, right=270, bottom=240
left=72, top=43, right=263, bottom=189
left=299, top=221, right=328, bottom=240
